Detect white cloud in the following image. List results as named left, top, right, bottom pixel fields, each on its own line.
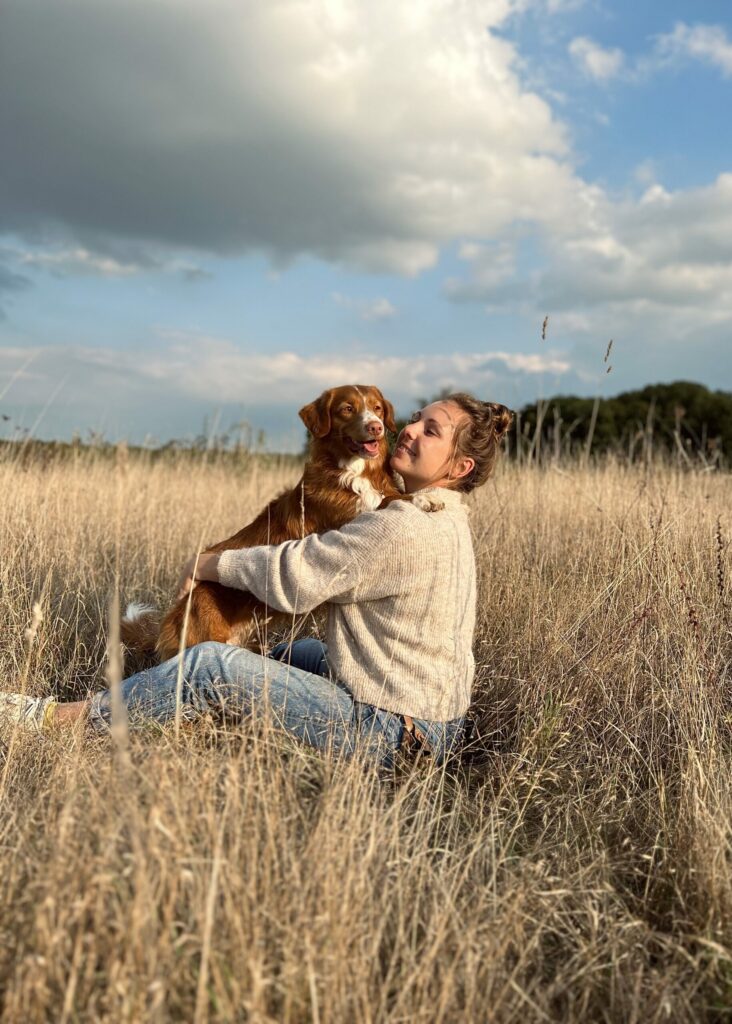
left=14, top=247, right=142, bottom=278
left=562, top=22, right=732, bottom=89
left=564, top=23, right=732, bottom=88
left=332, top=293, right=397, bottom=321
left=544, top=0, right=585, bottom=12
left=451, top=172, right=732, bottom=313
left=446, top=241, right=520, bottom=302
left=514, top=0, right=585, bottom=13
left=9, top=244, right=214, bottom=283
left=568, top=36, right=624, bottom=80
left=655, top=21, right=732, bottom=77
left=0, top=335, right=573, bottom=445
left=2, top=242, right=211, bottom=281
left=480, top=350, right=570, bottom=373
left=445, top=171, right=732, bottom=394
left=121, top=330, right=571, bottom=401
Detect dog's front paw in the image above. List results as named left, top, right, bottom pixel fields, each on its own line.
left=411, top=492, right=446, bottom=513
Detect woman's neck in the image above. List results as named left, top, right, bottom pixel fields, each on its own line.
left=403, top=477, right=455, bottom=494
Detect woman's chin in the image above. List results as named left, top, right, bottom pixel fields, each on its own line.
left=389, top=460, right=414, bottom=490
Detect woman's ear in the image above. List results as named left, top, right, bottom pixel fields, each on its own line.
left=451, top=456, right=475, bottom=481
left=299, top=391, right=333, bottom=438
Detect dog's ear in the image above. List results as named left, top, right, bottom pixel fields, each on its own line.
left=382, top=396, right=397, bottom=433
left=299, top=391, right=333, bottom=438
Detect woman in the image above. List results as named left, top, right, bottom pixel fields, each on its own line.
left=1, top=394, right=512, bottom=768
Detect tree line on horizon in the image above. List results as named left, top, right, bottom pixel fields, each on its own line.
left=506, top=380, right=732, bottom=464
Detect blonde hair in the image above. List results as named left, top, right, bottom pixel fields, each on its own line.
left=445, top=393, right=513, bottom=493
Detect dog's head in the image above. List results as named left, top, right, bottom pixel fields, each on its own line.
left=299, top=385, right=397, bottom=461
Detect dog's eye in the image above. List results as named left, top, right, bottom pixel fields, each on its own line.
left=342, top=404, right=354, bottom=414
left=374, top=404, right=382, bottom=414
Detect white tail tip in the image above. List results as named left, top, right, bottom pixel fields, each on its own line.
left=123, top=602, right=157, bottom=622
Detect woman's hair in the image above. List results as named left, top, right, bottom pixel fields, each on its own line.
left=444, top=393, right=513, bottom=493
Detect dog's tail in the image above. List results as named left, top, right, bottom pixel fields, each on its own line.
left=119, top=602, right=161, bottom=660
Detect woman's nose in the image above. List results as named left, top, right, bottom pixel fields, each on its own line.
left=402, top=422, right=418, bottom=440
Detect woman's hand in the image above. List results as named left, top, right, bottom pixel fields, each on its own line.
left=176, top=552, right=221, bottom=601
left=176, top=556, right=198, bottom=600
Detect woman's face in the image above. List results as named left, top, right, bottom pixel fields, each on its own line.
left=390, top=400, right=473, bottom=492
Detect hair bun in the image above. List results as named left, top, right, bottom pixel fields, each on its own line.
left=442, top=391, right=512, bottom=492
left=486, top=402, right=513, bottom=441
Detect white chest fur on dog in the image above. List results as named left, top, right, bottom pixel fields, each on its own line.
left=338, top=456, right=384, bottom=512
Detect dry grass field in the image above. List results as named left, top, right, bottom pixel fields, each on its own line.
left=1, top=445, right=732, bottom=1022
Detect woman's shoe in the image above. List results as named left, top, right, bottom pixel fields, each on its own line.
left=0, top=692, right=56, bottom=734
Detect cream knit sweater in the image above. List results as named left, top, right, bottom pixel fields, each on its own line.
left=217, top=487, right=476, bottom=721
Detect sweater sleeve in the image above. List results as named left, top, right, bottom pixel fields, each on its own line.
left=216, top=506, right=416, bottom=614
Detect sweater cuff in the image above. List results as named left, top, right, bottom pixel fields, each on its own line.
left=216, top=548, right=253, bottom=592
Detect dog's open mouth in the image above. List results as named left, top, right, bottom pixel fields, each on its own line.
left=345, top=437, right=381, bottom=459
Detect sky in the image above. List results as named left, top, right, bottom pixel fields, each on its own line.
left=1, top=0, right=731, bottom=450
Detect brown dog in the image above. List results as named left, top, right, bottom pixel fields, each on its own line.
left=121, top=384, right=403, bottom=662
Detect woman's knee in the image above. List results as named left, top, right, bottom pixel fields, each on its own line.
left=270, top=638, right=329, bottom=677
left=186, top=640, right=242, bottom=668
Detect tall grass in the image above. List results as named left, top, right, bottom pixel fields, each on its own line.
left=1, top=446, right=732, bottom=1022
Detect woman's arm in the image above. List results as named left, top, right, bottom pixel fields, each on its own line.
left=213, top=505, right=417, bottom=615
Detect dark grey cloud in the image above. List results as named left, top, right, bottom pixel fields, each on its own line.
left=0, top=0, right=573, bottom=273
left=0, top=264, right=30, bottom=293
left=0, top=262, right=32, bottom=319
left=0, top=4, right=376, bottom=251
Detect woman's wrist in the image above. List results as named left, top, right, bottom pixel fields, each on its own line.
left=194, top=552, right=221, bottom=583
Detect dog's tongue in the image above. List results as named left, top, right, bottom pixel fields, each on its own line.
left=362, top=440, right=379, bottom=456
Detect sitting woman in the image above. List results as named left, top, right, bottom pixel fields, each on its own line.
left=1, top=393, right=512, bottom=768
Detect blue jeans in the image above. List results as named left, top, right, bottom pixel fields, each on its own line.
left=90, top=639, right=464, bottom=769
